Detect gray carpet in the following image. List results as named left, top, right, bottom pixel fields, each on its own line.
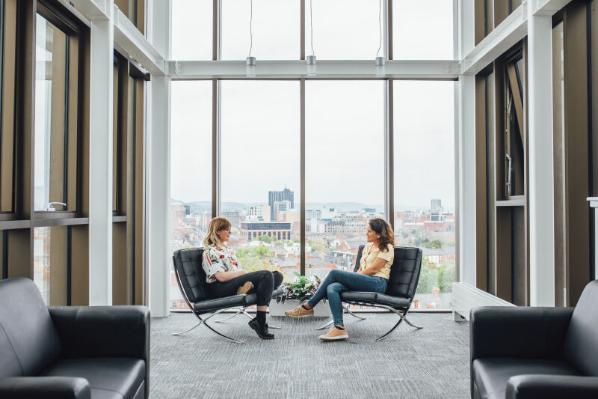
left=150, top=313, right=470, bottom=399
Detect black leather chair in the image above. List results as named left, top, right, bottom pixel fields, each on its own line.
left=470, top=280, right=598, bottom=399
left=172, top=247, right=282, bottom=344
left=0, top=278, right=149, bottom=399
left=328, top=245, right=423, bottom=341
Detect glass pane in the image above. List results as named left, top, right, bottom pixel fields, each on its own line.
left=393, top=81, right=455, bottom=310
left=220, top=81, right=300, bottom=278
left=305, top=0, right=381, bottom=60
left=34, top=15, right=68, bottom=211
left=221, top=0, right=299, bottom=60
left=169, top=81, right=212, bottom=309
left=34, top=226, right=68, bottom=305
left=171, top=0, right=213, bottom=60
left=306, top=81, right=385, bottom=279
left=393, top=0, right=454, bottom=60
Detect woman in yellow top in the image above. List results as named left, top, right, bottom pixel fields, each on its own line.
left=286, top=218, right=394, bottom=341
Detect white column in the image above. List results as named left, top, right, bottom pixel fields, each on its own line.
left=457, top=0, right=476, bottom=285
left=89, top=3, right=114, bottom=305
left=457, top=75, right=476, bottom=286
left=528, top=12, right=555, bottom=306
left=147, top=0, right=171, bottom=317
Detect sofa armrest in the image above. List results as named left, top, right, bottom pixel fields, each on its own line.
left=49, top=306, right=149, bottom=360
left=470, top=306, right=573, bottom=360
left=0, top=377, right=90, bottom=399
left=507, top=375, right=598, bottom=399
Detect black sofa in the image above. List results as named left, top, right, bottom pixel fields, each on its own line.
left=0, top=278, right=150, bottom=399
left=470, top=280, right=598, bottom=399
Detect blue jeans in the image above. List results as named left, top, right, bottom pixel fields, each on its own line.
left=307, top=269, right=388, bottom=327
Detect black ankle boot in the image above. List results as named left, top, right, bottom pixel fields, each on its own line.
left=248, top=318, right=275, bottom=340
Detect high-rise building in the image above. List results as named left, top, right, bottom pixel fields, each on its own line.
left=268, top=188, right=294, bottom=221
left=430, top=199, right=443, bottom=222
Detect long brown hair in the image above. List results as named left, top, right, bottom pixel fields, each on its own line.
left=203, top=217, right=231, bottom=247
left=369, top=218, right=394, bottom=252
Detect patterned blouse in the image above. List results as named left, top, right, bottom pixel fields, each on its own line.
left=359, top=242, right=394, bottom=279
left=202, top=244, right=241, bottom=283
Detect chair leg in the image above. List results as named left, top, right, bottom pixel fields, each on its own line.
left=316, top=318, right=334, bottom=330
left=345, top=305, right=367, bottom=321
left=203, top=319, right=244, bottom=344
left=214, top=308, right=243, bottom=324
left=171, top=319, right=203, bottom=336
left=376, top=314, right=404, bottom=342
left=172, top=311, right=244, bottom=343
left=403, top=315, right=423, bottom=330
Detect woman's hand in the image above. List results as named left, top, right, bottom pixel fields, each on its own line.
left=213, top=270, right=246, bottom=282
left=360, top=258, right=387, bottom=276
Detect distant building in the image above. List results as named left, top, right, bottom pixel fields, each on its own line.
left=268, top=188, right=294, bottom=221
left=247, top=205, right=271, bottom=222
left=430, top=199, right=443, bottom=222
left=222, top=211, right=241, bottom=227
left=240, top=222, right=292, bottom=241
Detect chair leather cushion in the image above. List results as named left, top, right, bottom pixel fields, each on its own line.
left=472, top=358, right=579, bottom=399
left=0, top=278, right=61, bottom=378
left=173, top=248, right=209, bottom=303
left=341, top=292, right=410, bottom=309
left=564, top=280, right=598, bottom=376
left=42, top=358, right=145, bottom=399
left=193, top=294, right=258, bottom=314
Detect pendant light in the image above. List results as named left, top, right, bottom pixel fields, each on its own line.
left=306, top=0, right=316, bottom=76
left=375, top=0, right=385, bottom=74
left=246, top=0, right=256, bottom=76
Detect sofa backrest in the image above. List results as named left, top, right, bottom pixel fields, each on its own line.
left=564, top=280, right=598, bottom=376
left=0, top=278, right=61, bottom=377
left=172, top=248, right=209, bottom=304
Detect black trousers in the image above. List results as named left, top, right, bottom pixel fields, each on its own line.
left=207, top=270, right=283, bottom=307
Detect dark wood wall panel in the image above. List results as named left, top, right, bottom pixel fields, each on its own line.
left=562, top=1, right=591, bottom=305
left=70, top=225, right=88, bottom=305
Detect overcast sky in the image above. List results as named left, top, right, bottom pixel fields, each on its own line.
left=170, top=0, right=455, bottom=210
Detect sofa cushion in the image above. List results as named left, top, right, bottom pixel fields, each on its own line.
left=472, top=358, right=579, bottom=399
left=0, top=278, right=61, bottom=377
left=564, top=280, right=598, bottom=376
left=42, top=358, right=145, bottom=399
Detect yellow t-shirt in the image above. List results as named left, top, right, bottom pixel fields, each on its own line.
left=359, top=242, right=394, bottom=279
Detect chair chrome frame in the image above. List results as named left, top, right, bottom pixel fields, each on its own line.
left=341, top=301, right=423, bottom=341
left=316, top=246, right=424, bottom=341
left=214, top=307, right=282, bottom=329
left=171, top=261, right=245, bottom=344
left=316, top=304, right=367, bottom=330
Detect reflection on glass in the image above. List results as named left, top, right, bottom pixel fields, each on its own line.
left=393, top=81, right=455, bottom=310
left=221, top=0, right=299, bottom=60
left=169, top=81, right=212, bottom=309
left=393, top=0, right=454, bottom=60
left=220, top=81, right=300, bottom=279
left=305, top=0, right=380, bottom=60
left=305, top=81, right=385, bottom=281
left=33, top=227, right=68, bottom=305
left=171, top=0, right=213, bottom=60
left=34, top=15, right=68, bottom=211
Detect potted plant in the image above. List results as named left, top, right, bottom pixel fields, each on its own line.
left=270, top=273, right=331, bottom=317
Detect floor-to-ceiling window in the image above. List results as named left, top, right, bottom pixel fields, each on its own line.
left=393, top=81, right=455, bottom=309
left=168, top=0, right=457, bottom=311
left=305, top=81, right=385, bottom=278
left=220, top=81, right=301, bottom=278
left=169, top=80, right=212, bottom=309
